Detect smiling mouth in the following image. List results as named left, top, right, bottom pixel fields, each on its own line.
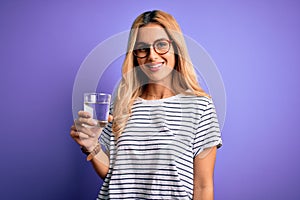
left=145, top=62, right=164, bottom=71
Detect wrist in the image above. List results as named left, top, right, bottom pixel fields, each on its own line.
left=80, top=142, right=100, bottom=155
left=86, top=143, right=101, bottom=161
left=87, top=142, right=99, bottom=152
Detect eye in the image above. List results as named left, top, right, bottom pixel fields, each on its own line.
left=136, top=45, right=148, bottom=52
left=138, top=47, right=148, bottom=52
left=155, top=41, right=168, bottom=49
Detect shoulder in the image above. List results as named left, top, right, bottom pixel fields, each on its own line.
left=178, top=93, right=212, bottom=106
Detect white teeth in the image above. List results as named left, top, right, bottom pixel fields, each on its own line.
left=148, top=63, right=162, bottom=68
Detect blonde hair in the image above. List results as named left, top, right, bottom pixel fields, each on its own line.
left=112, top=10, right=209, bottom=138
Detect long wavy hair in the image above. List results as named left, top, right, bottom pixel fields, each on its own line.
left=112, top=10, right=209, bottom=138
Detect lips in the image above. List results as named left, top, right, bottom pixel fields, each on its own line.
left=145, top=62, right=164, bottom=72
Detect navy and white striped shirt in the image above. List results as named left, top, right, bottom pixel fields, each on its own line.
left=98, top=94, right=222, bottom=200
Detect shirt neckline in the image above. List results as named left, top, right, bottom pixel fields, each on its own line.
left=136, top=93, right=183, bottom=103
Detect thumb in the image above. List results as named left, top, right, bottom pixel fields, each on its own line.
left=108, top=115, right=113, bottom=122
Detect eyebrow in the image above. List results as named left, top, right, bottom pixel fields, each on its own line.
left=135, top=38, right=169, bottom=45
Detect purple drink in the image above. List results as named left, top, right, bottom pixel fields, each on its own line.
left=84, top=93, right=111, bottom=127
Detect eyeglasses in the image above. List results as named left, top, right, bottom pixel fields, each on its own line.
left=133, top=39, right=172, bottom=58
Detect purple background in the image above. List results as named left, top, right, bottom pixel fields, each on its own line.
left=1, top=0, right=299, bottom=199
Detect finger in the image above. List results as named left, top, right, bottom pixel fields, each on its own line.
left=76, top=117, right=98, bottom=126
left=78, top=110, right=92, bottom=118
left=73, top=137, right=86, bottom=147
left=108, top=115, right=113, bottom=122
left=77, top=131, right=90, bottom=139
left=70, top=129, right=92, bottom=140
left=71, top=125, right=77, bottom=131
left=73, top=126, right=92, bottom=138
left=80, top=126, right=97, bottom=137
left=75, top=121, right=102, bottom=138
left=70, top=129, right=79, bottom=138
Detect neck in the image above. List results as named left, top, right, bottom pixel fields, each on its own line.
left=142, top=83, right=175, bottom=100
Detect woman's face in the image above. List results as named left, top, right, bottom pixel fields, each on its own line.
left=135, top=23, right=175, bottom=84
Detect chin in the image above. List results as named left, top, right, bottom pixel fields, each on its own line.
left=147, top=74, right=173, bottom=84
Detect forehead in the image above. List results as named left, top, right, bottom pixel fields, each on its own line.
left=136, top=23, right=170, bottom=43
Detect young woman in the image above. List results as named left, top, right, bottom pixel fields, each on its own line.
left=71, top=10, right=222, bottom=200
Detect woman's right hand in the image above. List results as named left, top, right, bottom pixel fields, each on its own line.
left=70, top=111, right=110, bottom=152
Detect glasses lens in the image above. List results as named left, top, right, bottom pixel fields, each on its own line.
left=134, top=45, right=148, bottom=58
left=154, top=40, right=170, bottom=54
left=134, top=39, right=171, bottom=58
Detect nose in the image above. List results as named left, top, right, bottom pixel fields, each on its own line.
left=147, top=46, right=159, bottom=60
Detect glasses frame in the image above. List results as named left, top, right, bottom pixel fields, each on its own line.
left=133, top=39, right=173, bottom=58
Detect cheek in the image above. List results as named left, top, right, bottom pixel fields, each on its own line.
left=136, top=59, right=148, bottom=74
left=166, top=54, right=175, bottom=68
left=136, top=58, right=145, bottom=67
left=165, top=46, right=175, bottom=66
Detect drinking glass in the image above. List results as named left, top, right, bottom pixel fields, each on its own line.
left=84, top=93, right=111, bottom=127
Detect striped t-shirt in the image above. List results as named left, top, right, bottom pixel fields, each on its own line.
left=98, top=94, right=222, bottom=200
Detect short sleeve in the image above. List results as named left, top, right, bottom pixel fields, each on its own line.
left=98, top=103, right=114, bottom=155
left=99, top=122, right=112, bottom=155
left=193, top=98, right=222, bottom=158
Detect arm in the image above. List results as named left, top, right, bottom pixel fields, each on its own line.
left=90, top=151, right=109, bottom=179
left=193, top=146, right=217, bottom=200
left=70, top=111, right=112, bottom=180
